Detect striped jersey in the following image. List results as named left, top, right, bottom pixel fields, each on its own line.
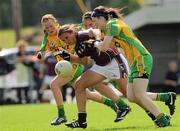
left=102, top=18, right=150, bottom=66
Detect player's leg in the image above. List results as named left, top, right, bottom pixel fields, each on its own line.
left=147, top=92, right=176, bottom=115
left=65, top=70, right=106, bottom=128
left=72, top=63, right=118, bottom=112
left=113, top=78, right=131, bottom=121
left=72, top=63, right=119, bottom=112
left=65, top=70, right=129, bottom=128
left=128, top=54, right=170, bottom=127
left=132, top=78, right=170, bottom=127
left=116, top=77, right=160, bottom=123
left=74, top=59, right=128, bottom=115
left=92, top=82, right=128, bottom=122
left=85, top=87, right=118, bottom=112
left=115, top=52, right=174, bottom=107
left=88, top=56, right=131, bottom=122
left=116, top=78, right=127, bottom=97
left=50, top=75, right=72, bottom=125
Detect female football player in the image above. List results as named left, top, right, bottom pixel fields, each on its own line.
left=58, top=24, right=131, bottom=128
left=38, top=14, right=129, bottom=126
left=83, top=6, right=175, bottom=127
left=81, top=10, right=176, bottom=125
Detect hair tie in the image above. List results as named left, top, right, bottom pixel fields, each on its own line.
left=91, top=10, right=108, bottom=18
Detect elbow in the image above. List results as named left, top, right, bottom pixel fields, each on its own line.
left=96, top=43, right=109, bottom=52
left=103, top=45, right=109, bottom=51
left=94, top=41, right=110, bottom=52
left=99, top=44, right=109, bottom=52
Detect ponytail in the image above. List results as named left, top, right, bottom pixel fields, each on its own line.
left=92, top=6, right=123, bottom=20
left=107, top=8, right=123, bottom=19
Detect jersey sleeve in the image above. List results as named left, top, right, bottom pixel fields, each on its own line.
left=40, top=33, right=48, bottom=51
left=104, top=19, right=121, bottom=37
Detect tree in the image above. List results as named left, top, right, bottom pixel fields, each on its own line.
left=11, top=0, right=22, bottom=42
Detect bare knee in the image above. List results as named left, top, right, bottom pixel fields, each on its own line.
left=127, top=94, right=136, bottom=103
left=50, top=79, right=62, bottom=90
left=85, top=90, right=94, bottom=100
left=134, top=92, right=146, bottom=102
left=127, top=92, right=141, bottom=103
left=50, top=80, right=57, bottom=90
left=117, top=79, right=127, bottom=97
left=74, top=80, right=86, bottom=94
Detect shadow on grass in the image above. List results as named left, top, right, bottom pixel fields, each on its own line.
left=104, top=126, right=152, bottom=130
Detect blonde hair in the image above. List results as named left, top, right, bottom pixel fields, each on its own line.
left=41, top=14, right=58, bottom=25
left=17, top=40, right=28, bottom=48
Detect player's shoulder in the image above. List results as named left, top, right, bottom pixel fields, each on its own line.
left=59, top=39, right=66, bottom=45
left=107, top=18, right=118, bottom=25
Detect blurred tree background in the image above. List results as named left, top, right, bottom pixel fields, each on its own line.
left=0, top=0, right=143, bottom=48
left=0, top=0, right=142, bottom=29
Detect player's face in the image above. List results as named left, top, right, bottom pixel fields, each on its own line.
left=18, top=45, right=26, bottom=52
left=83, top=18, right=95, bottom=29
left=43, top=19, right=57, bottom=36
left=60, top=32, right=76, bottom=45
left=92, top=16, right=105, bottom=29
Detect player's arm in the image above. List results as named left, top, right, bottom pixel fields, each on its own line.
left=88, top=28, right=101, bottom=40
left=93, top=36, right=113, bottom=51
left=37, top=33, right=48, bottom=59
left=70, top=55, right=92, bottom=65
left=93, top=20, right=121, bottom=51
left=79, top=28, right=101, bottom=40
left=53, top=48, right=92, bottom=65
left=83, top=28, right=113, bottom=51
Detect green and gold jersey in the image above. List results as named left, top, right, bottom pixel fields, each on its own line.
left=102, top=18, right=150, bottom=66
left=40, top=25, right=83, bottom=78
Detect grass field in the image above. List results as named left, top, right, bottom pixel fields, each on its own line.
left=0, top=27, right=37, bottom=49
left=0, top=97, right=179, bottom=131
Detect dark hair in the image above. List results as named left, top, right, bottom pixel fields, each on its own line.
left=58, top=24, right=79, bottom=37
left=92, top=6, right=123, bottom=20
left=82, top=11, right=92, bottom=21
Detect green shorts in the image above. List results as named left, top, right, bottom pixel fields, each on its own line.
left=109, top=80, right=118, bottom=89
left=69, top=64, right=84, bottom=84
left=128, top=54, right=153, bottom=83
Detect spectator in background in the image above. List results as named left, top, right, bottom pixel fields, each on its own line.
left=164, top=60, right=179, bottom=92
left=31, top=55, right=44, bottom=102
left=16, top=40, right=34, bottom=103
left=39, top=53, right=56, bottom=102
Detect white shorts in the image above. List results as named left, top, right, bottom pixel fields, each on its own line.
left=43, top=75, right=55, bottom=85
left=90, top=54, right=129, bottom=80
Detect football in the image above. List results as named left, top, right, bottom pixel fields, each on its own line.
left=54, top=60, right=73, bottom=77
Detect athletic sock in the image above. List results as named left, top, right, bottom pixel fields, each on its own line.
left=58, top=105, right=65, bottom=117
left=102, top=97, right=113, bottom=107
left=145, top=110, right=156, bottom=120
left=156, top=113, right=169, bottom=126
left=156, top=93, right=170, bottom=102
left=115, top=98, right=127, bottom=110
left=78, top=112, right=87, bottom=123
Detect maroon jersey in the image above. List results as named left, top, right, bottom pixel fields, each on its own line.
left=75, top=30, right=120, bottom=66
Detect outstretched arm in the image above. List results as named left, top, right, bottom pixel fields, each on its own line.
left=37, top=33, right=48, bottom=59
left=70, top=55, right=93, bottom=66
left=93, top=36, right=113, bottom=51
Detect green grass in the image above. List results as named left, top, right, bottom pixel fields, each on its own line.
left=0, top=97, right=179, bottom=131
left=0, top=27, right=37, bottom=49
left=0, top=29, right=15, bottom=48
